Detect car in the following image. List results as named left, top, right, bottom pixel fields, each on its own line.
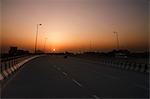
left=115, top=53, right=128, bottom=58
left=64, top=55, right=68, bottom=58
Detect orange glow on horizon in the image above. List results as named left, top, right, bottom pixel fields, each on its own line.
left=1, top=0, right=148, bottom=53
left=53, top=48, right=56, bottom=52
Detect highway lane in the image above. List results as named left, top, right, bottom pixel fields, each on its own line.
left=1, top=55, right=149, bottom=98
left=47, top=55, right=149, bottom=98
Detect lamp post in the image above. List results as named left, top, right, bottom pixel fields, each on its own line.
left=34, top=24, right=42, bottom=53
left=114, top=31, right=119, bottom=50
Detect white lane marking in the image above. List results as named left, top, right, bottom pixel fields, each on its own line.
left=72, top=79, right=83, bottom=87
left=62, top=72, right=68, bottom=76
left=92, top=95, right=100, bottom=99
left=52, top=65, right=101, bottom=98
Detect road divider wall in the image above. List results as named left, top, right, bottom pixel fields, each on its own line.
left=0, top=55, right=41, bottom=81
left=101, top=60, right=149, bottom=73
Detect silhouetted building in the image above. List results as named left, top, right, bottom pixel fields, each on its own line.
left=8, top=46, right=29, bottom=56
left=9, top=47, right=18, bottom=55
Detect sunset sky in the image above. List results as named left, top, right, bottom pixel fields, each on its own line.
left=1, top=0, right=149, bottom=53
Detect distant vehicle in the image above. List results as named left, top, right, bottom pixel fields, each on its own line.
left=64, top=55, right=68, bottom=58
left=115, top=53, right=128, bottom=58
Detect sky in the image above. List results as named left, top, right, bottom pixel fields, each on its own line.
left=0, top=0, right=149, bottom=53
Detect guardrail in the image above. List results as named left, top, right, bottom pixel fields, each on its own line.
left=1, top=55, right=31, bottom=73
left=101, top=60, right=149, bottom=73
left=0, top=55, right=44, bottom=81
left=0, top=55, right=33, bottom=81
left=74, top=55, right=149, bottom=73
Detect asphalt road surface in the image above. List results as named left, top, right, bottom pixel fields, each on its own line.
left=1, top=55, right=149, bottom=98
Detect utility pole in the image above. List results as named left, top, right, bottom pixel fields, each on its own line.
left=114, top=31, right=119, bottom=50
left=34, top=24, right=42, bottom=53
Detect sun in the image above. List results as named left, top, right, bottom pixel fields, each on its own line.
left=53, top=48, right=56, bottom=52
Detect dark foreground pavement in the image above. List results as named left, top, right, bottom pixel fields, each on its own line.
left=1, top=55, right=149, bottom=98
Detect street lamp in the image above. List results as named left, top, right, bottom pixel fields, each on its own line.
left=114, top=31, right=119, bottom=50
left=34, top=24, right=42, bottom=53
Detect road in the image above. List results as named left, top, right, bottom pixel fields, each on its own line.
left=1, top=55, right=149, bottom=98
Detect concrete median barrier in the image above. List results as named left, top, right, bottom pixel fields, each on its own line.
left=0, top=55, right=42, bottom=81
left=101, top=60, right=149, bottom=73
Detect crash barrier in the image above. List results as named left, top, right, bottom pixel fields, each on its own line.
left=1, top=55, right=29, bottom=73
left=0, top=55, right=41, bottom=81
left=101, top=60, right=149, bottom=73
